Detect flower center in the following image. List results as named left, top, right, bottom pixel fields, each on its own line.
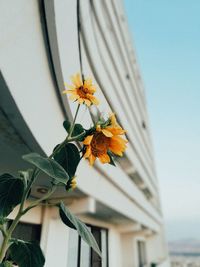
left=91, top=132, right=110, bottom=157
left=77, top=85, right=89, bottom=98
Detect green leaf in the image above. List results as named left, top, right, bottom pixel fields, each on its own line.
left=0, top=173, right=24, bottom=218
left=22, top=153, right=69, bottom=185
left=63, top=119, right=85, bottom=141
left=58, top=202, right=101, bottom=256
left=54, top=143, right=80, bottom=178
left=72, top=124, right=85, bottom=141
left=109, top=157, right=116, bottom=166
left=63, top=119, right=71, bottom=132
left=9, top=240, right=45, bottom=267
left=0, top=261, right=13, bottom=267
left=59, top=204, right=76, bottom=229
left=107, top=151, right=116, bottom=167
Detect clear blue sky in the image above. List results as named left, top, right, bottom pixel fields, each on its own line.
left=124, top=0, right=200, bottom=241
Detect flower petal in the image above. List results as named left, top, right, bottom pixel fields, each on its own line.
left=107, top=127, right=126, bottom=135
left=84, top=146, right=91, bottom=158
left=96, top=125, right=101, bottom=132
left=84, top=78, right=93, bottom=87
left=84, top=99, right=91, bottom=106
left=87, top=85, right=96, bottom=94
left=102, top=129, right=113, bottom=137
left=109, top=147, right=123, bottom=156
left=83, top=135, right=93, bottom=145
left=63, top=90, right=68, bottom=95
left=110, top=113, right=117, bottom=126
left=71, top=184, right=77, bottom=189
left=71, top=73, right=82, bottom=87
left=69, top=94, right=79, bottom=101
left=89, top=154, right=96, bottom=165
left=78, top=98, right=84, bottom=104
left=64, top=89, right=77, bottom=94
left=76, top=73, right=83, bottom=87
left=64, top=83, right=75, bottom=90
left=99, top=153, right=110, bottom=164
left=88, top=94, right=99, bottom=105
left=109, top=136, right=127, bottom=156
left=112, top=135, right=128, bottom=144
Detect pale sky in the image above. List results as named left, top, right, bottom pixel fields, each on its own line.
left=124, top=0, right=200, bottom=241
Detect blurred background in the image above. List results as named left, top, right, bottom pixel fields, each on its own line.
left=124, top=0, right=200, bottom=265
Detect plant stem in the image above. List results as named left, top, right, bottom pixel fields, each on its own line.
left=48, top=138, right=67, bottom=159
left=23, top=186, right=56, bottom=214
left=21, top=168, right=39, bottom=211
left=0, top=169, right=40, bottom=262
left=49, top=104, right=81, bottom=159
left=0, top=211, right=22, bottom=262
left=0, top=225, right=6, bottom=238
left=68, top=104, right=80, bottom=137
left=0, top=176, right=56, bottom=262
left=68, top=131, right=85, bottom=142
left=0, top=104, right=81, bottom=261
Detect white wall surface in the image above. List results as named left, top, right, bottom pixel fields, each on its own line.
left=40, top=207, right=69, bottom=267
left=0, top=0, right=66, bottom=155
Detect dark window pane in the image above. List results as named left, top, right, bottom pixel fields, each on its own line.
left=8, top=221, right=41, bottom=242
left=91, top=227, right=102, bottom=267
left=5, top=221, right=41, bottom=264
left=68, top=224, right=109, bottom=267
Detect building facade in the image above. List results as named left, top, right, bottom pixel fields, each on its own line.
left=0, top=0, right=169, bottom=266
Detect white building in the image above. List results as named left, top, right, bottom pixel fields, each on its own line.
left=0, top=0, right=170, bottom=266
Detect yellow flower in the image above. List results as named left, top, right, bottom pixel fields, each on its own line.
left=70, top=177, right=77, bottom=190
left=83, top=114, right=128, bottom=165
left=63, top=73, right=99, bottom=106
left=66, top=176, right=77, bottom=191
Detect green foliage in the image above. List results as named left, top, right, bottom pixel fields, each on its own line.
left=71, top=124, right=85, bottom=141
left=63, top=119, right=85, bottom=141
left=9, top=240, right=45, bottom=267
left=0, top=174, right=24, bottom=219
left=18, top=170, right=31, bottom=185
left=109, top=156, right=116, bottom=167
left=58, top=202, right=101, bottom=257
left=22, top=153, right=69, bottom=185
left=54, top=143, right=80, bottom=178
left=63, top=119, right=71, bottom=132
left=65, top=177, right=75, bottom=191
left=107, top=151, right=116, bottom=167
left=0, top=261, right=13, bottom=267
left=59, top=203, right=76, bottom=229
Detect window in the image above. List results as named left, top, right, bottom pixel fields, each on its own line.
left=5, top=221, right=42, bottom=264
left=137, top=241, right=147, bottom=267
left=7, top=221, right=41, bottom=242
left=67, top=225, right=109, bottom=267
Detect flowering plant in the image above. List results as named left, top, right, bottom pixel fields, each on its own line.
left=0, top=74, right=127, bottom=267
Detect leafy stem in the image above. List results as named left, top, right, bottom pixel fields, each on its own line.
left=0, top=168, right=40, bottom=262
left=68, top=104, right=80, bottom=138
left=0, top=104, right=82, bottom=263
left=0, top=225, right=6, bottom=238
left=0, top=176, right=56, bottom=262
left=49, top=104, right=81, bottom=159
left=22, top=186, right=57, bottom=214
left=0, top=211, right=20, bottom=262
